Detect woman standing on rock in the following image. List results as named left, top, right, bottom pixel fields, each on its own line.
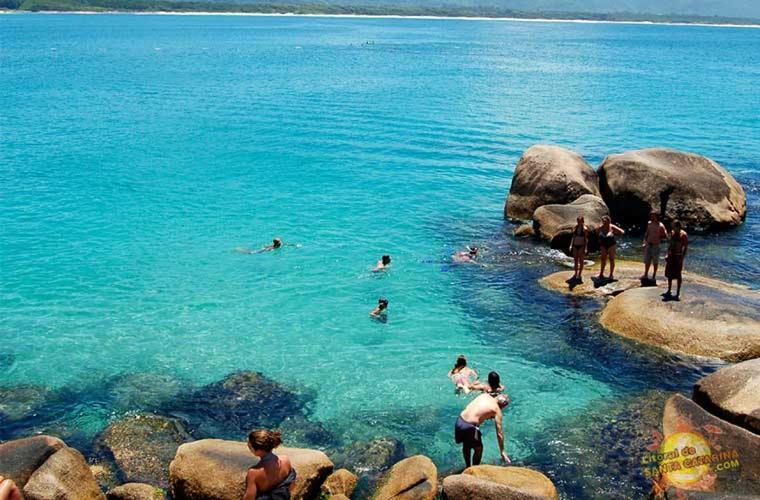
left=244, top=430, right=296, bottom=500
left=664, top=220, right=688, bottom=301
left=597, top=215, right=626, bottom=281
left=569, top=215, right=589, bottom=282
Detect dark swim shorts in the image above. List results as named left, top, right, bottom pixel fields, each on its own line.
left=455, top=416, right=482, bottom=447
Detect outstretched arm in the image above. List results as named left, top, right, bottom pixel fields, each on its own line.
left=611, top=224, right=625, bottom=236
left=494, top=411, right=510, bottom=463
left=243, top=470, right=258, bottom=500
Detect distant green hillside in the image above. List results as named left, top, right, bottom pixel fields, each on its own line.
left=4, top=0, right=760, bottom=25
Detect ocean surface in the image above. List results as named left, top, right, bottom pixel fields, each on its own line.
left=1, top=13, right=758, bottom=497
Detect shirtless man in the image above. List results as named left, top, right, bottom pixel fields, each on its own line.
left=642, top=213, right=668, bottom=281
left=455, top=392, right=510, bottom=468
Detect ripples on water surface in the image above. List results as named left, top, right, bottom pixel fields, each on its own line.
left=1, top=14, right=758, bottom=498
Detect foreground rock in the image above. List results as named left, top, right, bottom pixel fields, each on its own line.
left=443, top=465, right=557, bottom=500
left=23, top=446, right=105, bottom=500
left=539, top=260, right=659, bottom=298
left=106, top=483, right=165, bottom=500
left=172, top=371, right=308, bottom=438
left=321, top=468, right=359, bottom=498
left=598, top=148, right=746, bottom=231
left=532, top=194, right=609, bottom=251
left=505, top=145, right=600, bottom=220
left=0, top=435, right=66, bottom=488
left=97, top=413, right=192, bottom=488
left=693, top=359, right=760, bottom=434
left=169, top=439, right=333, bottom=500
left=599, top=282, right=760, bottom=361
left=373, top=455, right=437, bottom=500
left=662, top=394, right=760, bottom=495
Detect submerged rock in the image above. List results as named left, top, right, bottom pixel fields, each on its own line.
left=505, top=145, right=601, bottom=221
left=532, top=194, right=609, bottom=252
left=0, top=435, right=66, bottom=488
left=106, top=483, right=166, bottom=500
left=96, top=413, right=192, bottom=488
left=0, top=384, right=54, bottom=423
left=599, top=282, right=760, bottom=361
left=169, top=439, right=333, bottom=500
left=444, top=465, right=558, bottom=500
left=598, top=148, right=746, bottom=231
left=662, top=394, right=760, bottom=495
left=171, top=371, right=309, bottom=438
left=332, top=436, right=406, bottom=477
left=23, top=446, right=105, bottom=500
left=693, top=359, right=760, bottom=435
left=373, top=455, right=437, bottom=500
left=106, top=372, right=185, bottom=413
left=275, top=415, right=337, bottom=449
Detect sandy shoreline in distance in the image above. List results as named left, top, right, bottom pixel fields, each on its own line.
left=1, top=10, right=759, bottom=28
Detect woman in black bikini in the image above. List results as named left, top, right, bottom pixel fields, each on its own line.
left=597, top=215, right=625, bottom=281
left=243, top=429, right=296, bottom=500
left=569, top=216, right=589, bottom=281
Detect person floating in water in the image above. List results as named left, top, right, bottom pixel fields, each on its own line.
left=642, top=212, right=668, bottom=281
left=569, top=216, right=589, bottom=282
left=664, top=220, right=688, bottom=300
left=372, top=255, right=392, bottom=272
left=453, top=246, right=479, bottom=263
left=597, top=215, right=625, bottom=281
left=243, top=429, right=296, bottom=500
left=470, top=370, right=505, bottom=396
left=236, top=238, right=284, bottom=255
left=455, top=391, right=510, bottom=468
left=449, top=355, right=479, bottom=394
left=370, top=298, right=389, bottom=318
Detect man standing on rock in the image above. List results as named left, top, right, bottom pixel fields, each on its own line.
left=642, top=212, right=668, bottom=281
left=455, top=392, right=510, bottom=468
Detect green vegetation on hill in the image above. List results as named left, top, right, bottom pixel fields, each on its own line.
left=4, top=0, right=759, bottom=25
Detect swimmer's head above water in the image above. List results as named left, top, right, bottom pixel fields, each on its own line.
left=378, top=298, right=389, bottom=310
left=382, top=255, right=391, bottom=265
left=273, top=238, right=282, bottom=248
left=495, top=394, right=509, bottom=408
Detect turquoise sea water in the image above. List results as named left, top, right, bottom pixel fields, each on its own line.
left=1, top=13, right=759, bottom=497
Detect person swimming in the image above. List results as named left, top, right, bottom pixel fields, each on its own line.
left=449, top=355, right=479, bottom=394
left=243, top=429, right=296, bottom=500
left=470, top=371, right=505, bottom=396
left=370, top=298, right=389, bottom=318
left=372, top=255, right=392, bottom=272
left=453, top=246, right=479, bottom=263
left=236, top=238, right=284, bottom=254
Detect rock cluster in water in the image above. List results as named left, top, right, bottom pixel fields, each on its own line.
left=505, top=145, right=747, bottom=245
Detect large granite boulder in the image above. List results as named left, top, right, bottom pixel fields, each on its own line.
left=171, top=371, right=309, bottom=438
left=443, top=465, right=557, bottom=500
left=23, top=446, right=105, bottom=500
left=169, top=439, right=333, bottom=500
left=0, top=435, right=66, bottom=488
left=373, top=455, right=437, bottom=500
left=505, top=145, right=600, bottom=220
left=662, top=394, right=760, bottom=495
left=599, top=282, right=760, bottom=361
left=598, top=148, right=746, bottom=231
left=532, top=194, right=609, bottom=251
left=106, top=483, right=166, bottom=500
left=321, top=468, right=359, bottom=498
left=97, top=413, right=192, bottom=488
left=693, top=359, right=760, bottom=435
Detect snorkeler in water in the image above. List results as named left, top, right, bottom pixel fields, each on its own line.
left=453, top=246, right=479, bottom=263
left=236, top=238, right=285, bottom=254
left=372, top=255, right=392, bottom=272
left=370, top=297, right=389, bottom=318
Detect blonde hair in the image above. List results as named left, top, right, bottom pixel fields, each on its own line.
left=248, top=429, right=283, bottom=452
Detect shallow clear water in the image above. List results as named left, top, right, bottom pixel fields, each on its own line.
left=1, top=13, right=758, bottom=498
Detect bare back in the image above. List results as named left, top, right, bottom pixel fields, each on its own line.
left=460, top=393, right=500, bottom=425
left=250, top=454, right=292, bottom=494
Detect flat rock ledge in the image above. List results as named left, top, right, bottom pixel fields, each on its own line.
left=539, top=260, right=658, bottom=298
left=443, top=465, right=558, bottom=499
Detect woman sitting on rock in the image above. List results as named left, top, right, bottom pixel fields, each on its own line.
left=596, top=215, right=625, bottom=281
left=244, top=430, right=296, bottom=500
left=569, top=216, right=589, bottom=282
